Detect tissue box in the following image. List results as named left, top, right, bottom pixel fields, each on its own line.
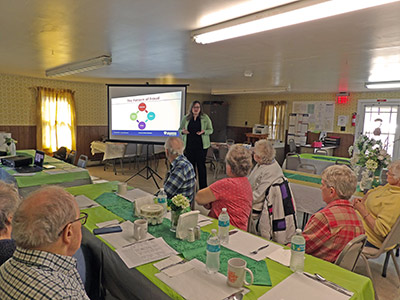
left=311, top=141, right=323, bottom=148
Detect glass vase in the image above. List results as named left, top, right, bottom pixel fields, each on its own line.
left=9, top=142, right=16, bottom=156
left=170, top=210, right=181, bottom=232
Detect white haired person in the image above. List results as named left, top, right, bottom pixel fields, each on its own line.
left=0, top=181, right=21, bottom=265
left=0, top=186, right=90, bottom=299
left=196, top=145, right=253, bottom=230
left=354, top=160, right=400, bottom=249
left=248, top=140, right=297, bottom=244
left=303, top=165, right=364, bottom=262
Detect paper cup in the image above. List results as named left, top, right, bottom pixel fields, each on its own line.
left=118, top=182, right=127, bottom=195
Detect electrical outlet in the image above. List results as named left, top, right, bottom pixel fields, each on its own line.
left=245, top=121, right=248, bottom=126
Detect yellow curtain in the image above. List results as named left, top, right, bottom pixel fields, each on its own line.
left=260, top=101, right=287, bottom=141
left=36, top=87, right=77, bottom=153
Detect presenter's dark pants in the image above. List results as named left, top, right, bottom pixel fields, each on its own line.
left=185, top=148, right=208, bottom=189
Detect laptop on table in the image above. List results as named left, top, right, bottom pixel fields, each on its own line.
left=15, top=150, right=45, bottom=173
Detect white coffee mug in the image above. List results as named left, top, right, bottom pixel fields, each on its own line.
left=133, top=219, right=148, bottom=241
left=118, top=182, right=127, bottom=195
left=227, top=258, right=254, bottom=288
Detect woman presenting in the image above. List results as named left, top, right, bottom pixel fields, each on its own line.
left=180, top=101, right=213, bottom=189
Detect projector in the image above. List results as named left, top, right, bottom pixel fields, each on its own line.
left=1, top=156, right=32, bottom=168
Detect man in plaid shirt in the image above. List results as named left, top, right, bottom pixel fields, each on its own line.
left=303, top=165, right=364, bottom=262
left=164, top=137, right=196, bottom=202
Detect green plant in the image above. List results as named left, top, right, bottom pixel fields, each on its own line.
left=167, top=194, right=191, bottom=212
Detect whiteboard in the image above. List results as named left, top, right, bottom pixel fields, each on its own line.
left=292, top=101, right=335, bottom=132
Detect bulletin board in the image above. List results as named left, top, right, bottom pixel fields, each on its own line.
left=292, top=101, right=335, bottom=132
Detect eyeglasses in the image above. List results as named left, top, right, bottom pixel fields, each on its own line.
left=192, top=105, right=201, bottom=109
left=58, top=212, right=88, bottom=236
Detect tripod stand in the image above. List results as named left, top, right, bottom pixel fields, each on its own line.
left=125, top=144, right=162, bottom=189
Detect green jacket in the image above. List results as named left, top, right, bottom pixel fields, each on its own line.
left=179, top=114, right=213, bottom=149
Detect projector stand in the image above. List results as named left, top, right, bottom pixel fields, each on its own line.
left=125, top=144, right=162, bottom=189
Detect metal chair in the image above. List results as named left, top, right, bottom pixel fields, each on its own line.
left=65, top=150, right=76, bottom=165
left=226, top=139, right=235, bottom=146
left=296, top=163, right=317, bottom=174
left=288, top=138, right=297, bottom=153
left=314, top=148, right=328, bottom=155
left=214, top=144, right=229, bottom=179
left=205, top=147, right=216, bottom=171
left=77, top=154, right=89, bottom=168
left=335, top=159, right=351, bottom=167
left=284, top=153, right=301, bottom=171
left=335, top=234, right=367, bottom=272
left=360, top=216, right=400, bottom=298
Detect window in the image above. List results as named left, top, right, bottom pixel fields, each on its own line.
left=260, top=101, right=287, bottom=141
left=36, top=87, right=76, bottom=153
left=356, top=99, right=400, bottom=160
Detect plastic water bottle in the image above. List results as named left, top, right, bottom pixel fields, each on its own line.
left=218, top=208, right=230, bottom=245
left=206, top=229, right=220, bottom=274
left=290, top=229, right=305, bottom=273
left=157, top=188, right=167, bottom=215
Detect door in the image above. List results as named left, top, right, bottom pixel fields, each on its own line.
left=356, top=99, right=400, bottom=160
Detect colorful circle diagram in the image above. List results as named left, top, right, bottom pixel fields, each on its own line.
left=130, top=103, right=155, bottom=130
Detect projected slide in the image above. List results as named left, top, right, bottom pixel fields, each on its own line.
left=111, top=91, right=182, bottom=138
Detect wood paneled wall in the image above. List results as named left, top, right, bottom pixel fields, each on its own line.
left=0, top=126, right=36, bottom=150
left=226, top=126, right=252, bottom=143
left=307, top=131, right=354, bottom=158
left=76, top=126, right=108, bottom=159
left=0, top=125, right=108, bottom=160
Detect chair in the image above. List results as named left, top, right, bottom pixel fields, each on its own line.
left=360, top=216, right=400, bottom=296
left=226, top=139, right=235, bottom=146
left=214, top=144, right=229, bottom=179
left=77, top=154, right=89, bottom=168
left=65, top=150, right=76, bottom=165
left=335, top=159, right=351, bottom=167
left=296, top=163, right=317, bottom=174
left=205, top=147, right=216, bottom=171
left=284, top=153, right=301, bottom=171
left=54, top=146, right=68, bottom=161
left=314, top=148, right=328, bottom=155
left=288, top=139, right=297, bottom=153
left=335, top=234, right=367, bottom=272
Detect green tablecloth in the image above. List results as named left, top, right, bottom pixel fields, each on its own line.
left=299, top=153, right=351, bottom=162
left=3, top=150, right=91, bottom=188
left=66, top=183, right=374, bottom=300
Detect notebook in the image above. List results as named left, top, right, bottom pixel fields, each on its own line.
left=15, top=150, right=45, bottom=173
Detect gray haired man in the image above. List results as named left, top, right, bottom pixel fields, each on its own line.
left=0, top=186, right=89, bottom=299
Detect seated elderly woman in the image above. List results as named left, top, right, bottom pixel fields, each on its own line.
left=248, top=140, right=297, bottom=244
left=195, top=144, right=253, bottom=230
left=0, top=181, right=21, bottom=265
left=354, top=160, right=400, bottom=248
left=303, top=165, right=364, bottom=262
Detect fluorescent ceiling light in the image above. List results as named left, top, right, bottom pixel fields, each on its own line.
left=211, top=87, right=290, bottom=95
left=45, top=55, right=112, bottom=77
left=365, top=81, right=400, bottom=90
left=192, top=0, right=400, bottom=44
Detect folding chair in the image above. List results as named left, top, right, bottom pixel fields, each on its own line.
left=314, top=148, right=328, bottom=155
left=335, top=234, right=367, bottom=272
left=77, top=155, right=89, bottom=168
left=360, top=217, right=400, bottom=299
left=296, top=163, right=317, bottom=174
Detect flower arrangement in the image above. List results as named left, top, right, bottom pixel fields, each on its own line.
left=4, top=137, right=17, bottom=146
left=348, top=135, right=391, bottom=190
left=167, top=194, right=191, bottom=212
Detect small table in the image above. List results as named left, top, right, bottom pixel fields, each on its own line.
left=245, top=133, right=269, bottom=144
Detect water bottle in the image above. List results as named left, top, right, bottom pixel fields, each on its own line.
left=290, top=229, right=305, bottom=273
left=206, top=229, right=220, bottom=274
left=218, top=208, right=230, bottom=245
left=157, top=188, right=167, bottom=215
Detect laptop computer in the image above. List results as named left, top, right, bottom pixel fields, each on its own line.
left=15, top=150, right=45, bottom=173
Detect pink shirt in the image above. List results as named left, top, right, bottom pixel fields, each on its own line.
left=209, top=177, right=253, bottom=230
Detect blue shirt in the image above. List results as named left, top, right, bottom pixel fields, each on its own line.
left=0, top=247, right=89, bottom=300
left=164, top=155, right=196, bottom=202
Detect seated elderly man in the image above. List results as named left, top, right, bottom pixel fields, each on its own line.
left=0, top=186, right=89, bottom=299
left=164, top=137, right=196, bottom=202
left=303, top=165, right=364, bottom=262
left=0, top=182, right=21, bottom=265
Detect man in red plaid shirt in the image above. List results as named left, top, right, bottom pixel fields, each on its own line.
left=302, top=165, right=364, bottom=262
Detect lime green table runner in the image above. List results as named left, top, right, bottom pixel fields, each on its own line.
left=66, top=183, right=374, bottom=300
left=300, top=153, right=351, bottom=162
left=4, top=150, right=91, bottom=188
left=283, top=169, right=322, bottom=185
